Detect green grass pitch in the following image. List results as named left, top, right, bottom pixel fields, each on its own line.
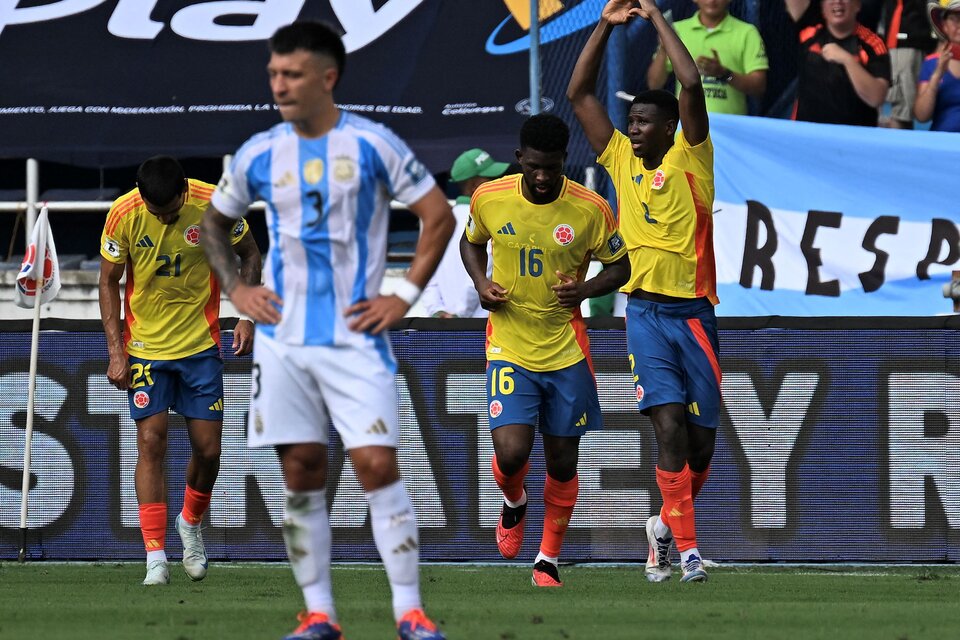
left=1, top=562, right=958, bottom=639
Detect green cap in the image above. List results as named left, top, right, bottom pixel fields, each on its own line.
left=449, top=148, right=510, bottom=182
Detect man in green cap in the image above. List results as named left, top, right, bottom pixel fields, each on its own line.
left=420, top=148, right=510, bottom=317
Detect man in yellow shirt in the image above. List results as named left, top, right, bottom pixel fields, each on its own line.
left=98, top=156, right=260, bottom=586
left=461, top=113, right=629, bottom=587
left=568, top=0, right=720, bottom=584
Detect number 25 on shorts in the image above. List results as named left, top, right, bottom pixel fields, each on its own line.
left=130, top=363, right=154, bottom=389
left=491, top=366, right=515, bottom=396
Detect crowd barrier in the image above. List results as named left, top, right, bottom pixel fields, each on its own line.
left=2, top=317, right=958, bottom=563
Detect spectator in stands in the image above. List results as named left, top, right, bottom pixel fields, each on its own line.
left=877, top=0, right=937, bottom=128
left=647, top=0, right=768, bottom=115
left=784, top=0, right=892, bottom=126
left=913, top=0, right=960, bottom=131
left=420, top=148, right=508, bottom=318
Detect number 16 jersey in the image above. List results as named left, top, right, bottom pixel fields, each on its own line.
left=465, top=175, right=626, bottom=372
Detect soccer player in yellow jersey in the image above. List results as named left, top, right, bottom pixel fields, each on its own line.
left=98, top=156, right=261, bottom=586
left=569, top=0, right=720, bottom=583
left=461, top=113, right=630, bottom=587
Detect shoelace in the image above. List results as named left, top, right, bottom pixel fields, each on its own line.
left=402, top=610, right=436, bottom=631
left=655, top=537, right=671, bottom=568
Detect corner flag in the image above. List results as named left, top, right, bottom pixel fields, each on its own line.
left=15, top=207, right=61, bottom=308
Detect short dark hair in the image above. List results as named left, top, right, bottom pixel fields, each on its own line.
left=269, top=21, right=346, bottom=84
left=137, top=156, right=185, bottom=206
left=631, top=89, right=679, bottom=123
left=519, top=113, right=569, bottom=154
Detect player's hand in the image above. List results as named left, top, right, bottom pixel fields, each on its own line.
left=696, top=49, right=726, bottom=78
left=476, top=279, right=508, bottom=312
left=552, top=271, right=586, bottom=308
left=821, top=43, right=853, bottom=66
left=345, top=295, right=408, bottom=334
left=107, top=355, right=130, bottom=391
left=602, top=1, right=645, bottom=24
left=232, top=319, right=255, bottom=356
left=230, top=283, right=283, bottom=325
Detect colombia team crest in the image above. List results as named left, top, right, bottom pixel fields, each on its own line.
left=652, top=169, right=666, bottom=190
left=183, top=225, right=200, bottom=246
left=553, top=224, right=574, bottom=246
left=489, top=400, right=503, bottom=418
left=133, top=391, right=150, bottom=409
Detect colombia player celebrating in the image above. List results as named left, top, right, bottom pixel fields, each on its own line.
left=461, top=113, right=629, bottom=587
left=568, top=0, right=720, bottom=583
left=98, top=156, right=261, bottom=586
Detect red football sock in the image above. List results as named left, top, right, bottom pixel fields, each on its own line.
left=540, top=474, right=578, bottom=558
left=139, top=503, right=167, bottom=552
left=691, top=465, right=711, bottom=500
left=492, top=456, right=529, bottom=504
left=656, top=465, right=698, bottom=552
left=181, top=485, right=212, bottom=526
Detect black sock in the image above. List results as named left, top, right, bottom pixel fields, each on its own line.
left=501, top=502, right=526, bottom=529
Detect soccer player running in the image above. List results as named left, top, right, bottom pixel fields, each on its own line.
left=461, top=113, right=630, bottom=587
left=200, top=21, right=454, bottom=640
left=98, top=156, right=260, bottom=586
left=568, top=0, right=721, bottom=584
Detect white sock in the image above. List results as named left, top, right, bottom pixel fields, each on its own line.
left=653, top=516, right=672, bottom=540
left=504, top=488, right=527, bottom=509
left=366, top=480, right=421, bottom=621
left=680, top=547, right=701, bottom=566
left=146, top=550, right=167, bottom=565
left=534, top=552, right=558, bottom=566
left=283, top=489, right=336, bottom=621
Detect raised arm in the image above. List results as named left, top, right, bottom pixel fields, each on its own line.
left=647, top=44, right=669, bottom=90
left=568, top=0, right=655, bottom=154
left=640, top=0, right=708, bottom=144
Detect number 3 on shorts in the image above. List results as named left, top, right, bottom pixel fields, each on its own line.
left=491, top=366, right=515, bottom=396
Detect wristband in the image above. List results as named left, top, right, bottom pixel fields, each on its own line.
left=393, top=278, right=423, bottom=306
left=238, top=314, right=254, bottom=324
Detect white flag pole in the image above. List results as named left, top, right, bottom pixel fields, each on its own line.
left=19, top=207, right=48, bottom=563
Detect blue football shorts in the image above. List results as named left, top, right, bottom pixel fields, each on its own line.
left=486, top=358, right=603, bottom=436
left=127, top=346, right=224, bottom=421
left=625, top=296, right=722, bottom=428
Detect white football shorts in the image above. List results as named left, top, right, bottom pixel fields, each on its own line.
left=246, top=332, right=398, bottom=450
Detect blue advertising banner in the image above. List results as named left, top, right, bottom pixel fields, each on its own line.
left=1, top=321, right=958, bottom=563
left=710, top=114, right=960, bottom=316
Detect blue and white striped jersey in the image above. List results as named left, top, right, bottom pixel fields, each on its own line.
left=212, top=112, right=435, bottom=348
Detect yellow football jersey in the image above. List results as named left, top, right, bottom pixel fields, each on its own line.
left=598, top=130, right=718, bottom=304
left=466, top=174, right=626, bottom=371
left=99, top=179, right=249, bottom=360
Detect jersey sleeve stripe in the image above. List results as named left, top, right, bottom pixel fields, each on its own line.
left=105, top=195, right=142, bottom=235
left=856, top=25, right=888, bottom=55
left=567, top=183, right=616, bottom=229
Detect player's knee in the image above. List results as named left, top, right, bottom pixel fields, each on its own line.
left=494, top=447, right=529, bottom=476
left=137, top=431, right=167, bottom=459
